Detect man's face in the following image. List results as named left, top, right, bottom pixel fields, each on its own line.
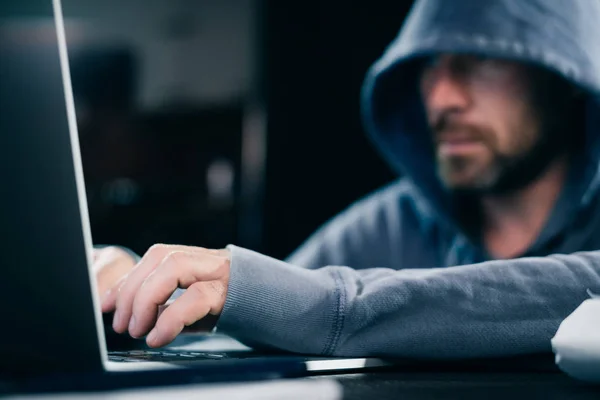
left=419, top=54, right=543, bottom=192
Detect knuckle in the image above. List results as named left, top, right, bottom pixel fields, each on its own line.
left=147, top=243, right=168, bottom=256
left=162, top=251, right=188, bottom=268
left=151, top=243, right=182, bottom=258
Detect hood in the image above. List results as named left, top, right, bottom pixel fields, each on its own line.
left=361, top=0, right=600, bottom=237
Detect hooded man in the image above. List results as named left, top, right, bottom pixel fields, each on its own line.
left=96, top=0, right=600, bottom=358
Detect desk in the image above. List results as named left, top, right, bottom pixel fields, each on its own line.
left=136, top=334, right=600, bottom=399
left=4, top=367, right=600, bottom=399
left=332, top=371, right=600, bottom=399
left=6, top=333, right=600, bottom=399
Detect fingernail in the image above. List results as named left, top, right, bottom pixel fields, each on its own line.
left=128, top=315, right=136, bottom=333
left=147, top=329, right=158, bottom=345
left=112, top=310, right=121, bottom=331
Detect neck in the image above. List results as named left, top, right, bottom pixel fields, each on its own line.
left=481, top=157, right=569, bottom=259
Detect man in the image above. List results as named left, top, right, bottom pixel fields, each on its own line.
left=95, top=0, right=600, bottom=358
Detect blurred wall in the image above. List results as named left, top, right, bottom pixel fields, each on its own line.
left=60, top=0, right=415, bottom=259
left=63, top=0, right=256, bottom=109
left=62, top=0, right=262, bottom=255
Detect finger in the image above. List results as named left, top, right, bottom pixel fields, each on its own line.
left=129, top=252, right=222, bottom=337
left=95, top=253, right=134, bottom=301
left=112, top=244, right=194, bottom=333
left=101, top=274, right=126, bottom=313
left=146, top=282, right=212, bottom=348
left=128, top=251, right=196, bottom=337
left=129, top=251, right=227, bottom=338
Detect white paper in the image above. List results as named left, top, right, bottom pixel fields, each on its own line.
left=551, top=297, right=600, bottom=383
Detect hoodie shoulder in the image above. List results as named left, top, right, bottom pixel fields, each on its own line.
left=286, top=179, right=444, bottom=270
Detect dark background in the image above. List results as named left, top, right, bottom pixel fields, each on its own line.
left=63, top=0, right=414, bottom=260
left=262, top=1, right=413, bottom=258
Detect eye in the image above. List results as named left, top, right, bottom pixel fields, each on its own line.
left=453, top=55, right=492, bottom=70
left=473, top=58, right=509, bottom=80
left=454, top=55, right=508, bottom=81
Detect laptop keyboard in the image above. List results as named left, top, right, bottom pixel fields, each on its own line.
left=108, top=350, right=230, bottom=363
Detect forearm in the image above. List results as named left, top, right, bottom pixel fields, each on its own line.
left=218, top=247, right=600, bottom=358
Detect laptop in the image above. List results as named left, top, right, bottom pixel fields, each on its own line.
left=0, top=0, right=391, bottom=394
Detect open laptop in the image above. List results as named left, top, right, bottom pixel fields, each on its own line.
left=0, top=0, right=393, bottom=394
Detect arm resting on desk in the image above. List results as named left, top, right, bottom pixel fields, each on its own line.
left=217, top=246, right=600, bottom=359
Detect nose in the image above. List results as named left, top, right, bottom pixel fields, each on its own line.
left=422, top=65, right=471, bottom=119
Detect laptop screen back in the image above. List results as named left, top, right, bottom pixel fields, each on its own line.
left=0, top=0, right=106, bottom=375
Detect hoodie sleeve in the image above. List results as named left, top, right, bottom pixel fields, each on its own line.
left=217, top=245, right=600, bottom=358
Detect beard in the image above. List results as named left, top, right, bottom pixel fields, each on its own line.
left=433, top=67, right=586, bottom=197
left=434, top=121, right=573, bottom=197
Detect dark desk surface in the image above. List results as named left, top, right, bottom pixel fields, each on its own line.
left=7, top=331, right=600, bottom=399
left=331, top=371, right=600, bottom=400
left=3, top=366, right=600, bottom=399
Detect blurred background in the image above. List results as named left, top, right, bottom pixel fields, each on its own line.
left=60, top=0, right=414, bottom=260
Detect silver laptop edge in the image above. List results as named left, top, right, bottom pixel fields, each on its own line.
left=51, top=0, right=113, bottom=370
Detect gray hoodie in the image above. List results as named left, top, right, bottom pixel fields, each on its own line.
left=214, top=0, right=600, bottom=358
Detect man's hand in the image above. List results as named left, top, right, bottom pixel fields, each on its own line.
left=93, top=246, right=137, bottom=301
left=101, top=244, right=230, bottom=348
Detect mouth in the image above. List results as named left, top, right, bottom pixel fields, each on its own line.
left=436, top=136, right=486, bottom=157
